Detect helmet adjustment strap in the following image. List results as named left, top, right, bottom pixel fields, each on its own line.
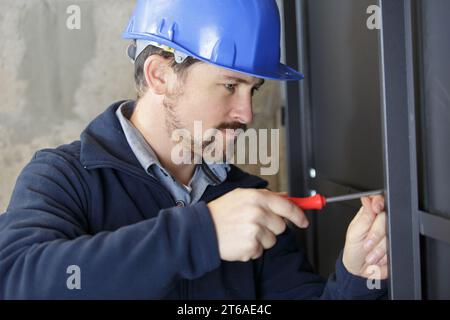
left=127, top=40, right=189, bottom=64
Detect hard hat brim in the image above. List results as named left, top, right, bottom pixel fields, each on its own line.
left=219, top=63, right=305, bottom=82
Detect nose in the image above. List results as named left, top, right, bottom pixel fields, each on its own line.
left=229, top=95, right=253, bottom=125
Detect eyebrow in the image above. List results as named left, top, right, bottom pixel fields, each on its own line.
left=222, top=76, right=265, bottom=87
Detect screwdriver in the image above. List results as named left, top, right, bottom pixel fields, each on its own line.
left=284, top=189, right=384, bottom=211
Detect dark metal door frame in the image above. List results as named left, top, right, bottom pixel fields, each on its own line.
left=283, top=0, right=318, bottom=267
left=378, top=0, right=422, bottom=299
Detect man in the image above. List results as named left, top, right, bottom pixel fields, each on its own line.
left=0, top=0, right=387, bottom=299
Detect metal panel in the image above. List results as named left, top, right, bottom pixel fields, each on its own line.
left=304, top=0, right=383, bottom=276
left=414, top=0, right=450, bottom=299
left=307, top=0, right=383, bottom=192
left=416, top=0, right=450, bottom=219
left=284, top=0, right=385, bottom=277
left=423, top=238, right=450, bottom=300
left=420, top=211, right=450, bottom=245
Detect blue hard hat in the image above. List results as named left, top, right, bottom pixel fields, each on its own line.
left=123, top=0, right=304, bottom=81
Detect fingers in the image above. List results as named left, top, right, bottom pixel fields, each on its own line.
left=251, top=245, right=264, bottom=260
left=370, top=195, right=385, bottom=214
left=366, top=237, right=387, bottom=265
left=363, top=244, right=389, bottom=280
left=363, top=211, right=387, bottom=267
left=347, top=200, right=377, bottom=242
left=363, top=264, right=388, bottom=280
left=354, top=194, right=385, bottom=230
left=256, top=227, right=277, bottom=250
left=363, top=211, right=386, bottom=251
left=378, top=254, right=388, bottom=266
left=361, top=196, right=387, bottom=265
left=361, top=196, right=372, bottom=209
left=249, top=227, right=277, bottom=260
left=260, top=211, right=287, bottom=235
left=360, top=194, right=385, bottom=214
left=259, top=190, right=309, bottom=229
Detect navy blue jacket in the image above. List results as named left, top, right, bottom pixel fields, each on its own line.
left=0, top=101, right=386, bottom=299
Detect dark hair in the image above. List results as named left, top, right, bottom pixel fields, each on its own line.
left=134, top=45, right=201, bottom=98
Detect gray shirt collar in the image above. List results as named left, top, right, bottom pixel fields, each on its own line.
left=116, top=101, right=164, bottom=174
left=116, top=101, right=230, bottom=202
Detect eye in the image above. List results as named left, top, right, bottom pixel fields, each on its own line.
left=224, top=83, right=236, bottom=92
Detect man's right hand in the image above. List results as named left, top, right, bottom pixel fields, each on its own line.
left=207, top=188, right=309, bottom=262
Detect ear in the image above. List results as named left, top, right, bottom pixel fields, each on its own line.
left=143, top=55, right=173, bottom=95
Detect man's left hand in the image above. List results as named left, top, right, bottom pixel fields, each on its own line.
left=342, top=195, right=388, bottom=279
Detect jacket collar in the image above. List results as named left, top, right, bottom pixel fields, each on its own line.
left=80, top=100, right=144, bottom=175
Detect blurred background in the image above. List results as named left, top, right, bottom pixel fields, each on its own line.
left=0, top=0, right=289, bottom=213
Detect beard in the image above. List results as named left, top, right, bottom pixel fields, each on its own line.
left=163, top=85, right=184, bottom=134
left=164, top=89, right=247, bottom=164
left=201, top=122, right=247, bottom=163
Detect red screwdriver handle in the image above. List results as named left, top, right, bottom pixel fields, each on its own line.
left=284, top=194, right=327, bottom=210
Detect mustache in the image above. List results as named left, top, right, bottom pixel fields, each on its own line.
left=200, top=122, right=247, bottom=150
left=215, top=122, right=247, bottom=131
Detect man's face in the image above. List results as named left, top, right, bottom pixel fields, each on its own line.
left=163, top=62, right=265, bottom=161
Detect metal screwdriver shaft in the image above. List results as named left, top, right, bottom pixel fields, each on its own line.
left=325, top=189, right=384, bottom=204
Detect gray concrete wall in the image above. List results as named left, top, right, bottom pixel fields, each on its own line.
left=0, top=0, right=287, bottom=212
